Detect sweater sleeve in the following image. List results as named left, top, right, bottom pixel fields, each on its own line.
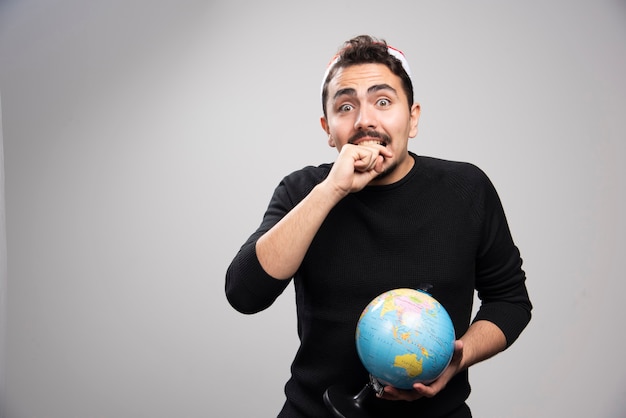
left=225, top=166, right=326, bottom=314
left=225, top=239, right=291, bottom=314
left=225, top=178, right=294, bottom=314
left=472, top=171, right=532, bottom=347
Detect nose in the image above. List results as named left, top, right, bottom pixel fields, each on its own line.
left=355, top=105, right=377, bottom=131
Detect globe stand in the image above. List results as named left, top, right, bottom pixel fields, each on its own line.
left=323, top=375, right=384, bottom=418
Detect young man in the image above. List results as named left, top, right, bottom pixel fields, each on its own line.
left=226, top=35, right=532, bottom=417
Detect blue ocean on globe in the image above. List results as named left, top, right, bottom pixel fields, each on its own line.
left=355, top=288, right=455, bottom=390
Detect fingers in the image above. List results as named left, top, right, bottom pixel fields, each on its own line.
left=378, top=382, right=440, bottom=402
left=413, top=382, right=438, bottom=398
left=354, top=154, right=384, bottom=173
left=353, top=149, right=380, bottom=171
left=351, top=144, right=388, bottom=173
left=377, top=340, right=466, bottom=403
left=378, top=386, right=423, bottom=402
left=326, top=143, right=391, bottom=194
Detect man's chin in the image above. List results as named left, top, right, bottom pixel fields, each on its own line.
left=372, top=161, right=397, bottom=182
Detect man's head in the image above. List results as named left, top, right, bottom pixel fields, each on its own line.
left=321, top=35, right=414, bottom=118
left=320, top=35, right=421, bottom=185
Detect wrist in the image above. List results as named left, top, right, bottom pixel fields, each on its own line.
left=316, top=178, right=349, bottom=203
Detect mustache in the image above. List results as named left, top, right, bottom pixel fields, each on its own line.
left=348, top=130, right=391, bottom=145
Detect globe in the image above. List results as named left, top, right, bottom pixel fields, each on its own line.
left=355, top=288, right=456, bottom=390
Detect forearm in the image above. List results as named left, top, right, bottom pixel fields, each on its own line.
left=384, top=320, right=508, bottom=401
left=458, top=320, right=507, bottom=371
left=256, top=180, right=344, bottom=279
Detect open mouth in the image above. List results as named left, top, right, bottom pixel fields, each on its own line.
left=349, top=131, right=390, bottom=148
left=356, top=139, right=387, bottom=147
left=357, top=139, right=387, bottom=147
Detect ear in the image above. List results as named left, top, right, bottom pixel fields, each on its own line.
left=320, top=116, right=336, bottom=147
left=409, top=103, right=421, bottom=138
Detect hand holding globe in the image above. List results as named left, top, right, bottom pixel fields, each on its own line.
left=324, top=288, right=456, bottom=417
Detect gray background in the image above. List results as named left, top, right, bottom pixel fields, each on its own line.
left=1, top=0, right=625, bottom=417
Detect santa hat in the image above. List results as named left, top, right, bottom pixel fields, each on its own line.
left=320, top=45, right=412, bottom=98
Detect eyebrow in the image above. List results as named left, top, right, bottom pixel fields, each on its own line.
left=333, top=83, right=398, bottom=101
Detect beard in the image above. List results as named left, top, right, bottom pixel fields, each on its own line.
left=374, top=160, right=398, bottom=180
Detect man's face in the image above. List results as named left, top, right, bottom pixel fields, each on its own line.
left=321, top=63, right=421, bottom=185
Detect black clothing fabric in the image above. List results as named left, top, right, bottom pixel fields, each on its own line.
left=226, top=153, right=532, bottom=417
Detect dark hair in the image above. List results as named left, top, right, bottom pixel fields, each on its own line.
left=321, top=35, right=414, bottom=117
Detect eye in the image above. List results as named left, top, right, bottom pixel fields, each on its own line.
left=338, top=103, right=354, bottom=112
left=376, top=98, right=391, bottom=107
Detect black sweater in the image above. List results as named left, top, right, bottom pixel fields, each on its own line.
left=226, top=153, right=532, bottom=417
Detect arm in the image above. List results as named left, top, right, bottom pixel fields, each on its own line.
left=381, top=320, right=506, bottom=401
left=456, top=320, right=507, bottom=370
left=226, top=144, right=391, bottom=312
left=256, top=144, right=391, bottom=279
left=413, top=320, right=506, bottom=397
left=382, top=168, right=531, bottom=402
left=255, top=180, right=343, bottom=279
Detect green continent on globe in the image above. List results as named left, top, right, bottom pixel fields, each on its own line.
left=393, top=353, right=423, bottom=378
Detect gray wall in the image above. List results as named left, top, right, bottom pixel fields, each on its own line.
left=1, top=0, right=625, bottom=417
left=0, top=93, right=7, bottom=415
